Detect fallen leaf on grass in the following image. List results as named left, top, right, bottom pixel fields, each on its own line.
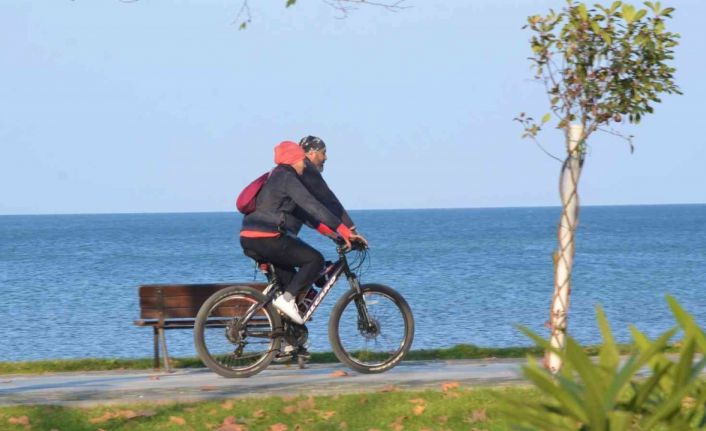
left=339, top=421, right=348, bottom=429
left=473, top=408, right=488, bottom=422
left=330, top=370, right=348, bottom=377
left=441, top=381, right=460, bottom=392
left=389, top=415, right=407, bottom=431
left=169, top=416, right=187, bottom=425
left=378, top=384, right=400, bottom=393
left=217, top=424, right=248, bottom=431
left=412, top=404, right=426, bottom=415
left=297, top=397, right=316, bottom=411
left=267, top=424, right=288, bottom=431
left=89, top=412, right=114, bottom=424
left=282, top=405, right=298, bottom=415
left=119, top=410, right=138, bottom=420
left=216, top=416, right=249, bottom=431
left=436, top=415, right=448, bottom=424
left=8, top=416, right=30, bottom=426
left=280, top=395, right=297, bottom=402
left=318, top=410, right=336, bottom=420
left=221, top=400, right=235, bottom=410
left=408, top=398, right=426, bottom=405
left=252, top=409, right=267, bottom=419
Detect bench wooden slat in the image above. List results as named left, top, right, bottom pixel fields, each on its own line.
left=139, top=292, right=264, bottom=308
left=139, top=305, right=269, bottom=319
left=138, top=283, right=266, bottom=297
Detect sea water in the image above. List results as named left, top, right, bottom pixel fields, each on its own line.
left=1, top=205, right=704, bottom=361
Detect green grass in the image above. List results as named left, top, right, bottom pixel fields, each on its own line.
left=0, top=343, right=637, bottom=375
left=0, top=386, right=535, bottom=430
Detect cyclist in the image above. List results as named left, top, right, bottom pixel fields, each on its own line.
left=295, top=136, right=368, bottom=245
left=240, top=141, right=364, bottom=324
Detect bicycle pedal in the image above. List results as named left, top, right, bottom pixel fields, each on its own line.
left=272, top=353, right=293, bottom=364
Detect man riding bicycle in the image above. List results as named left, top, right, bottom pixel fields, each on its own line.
left=239, top=141, right=365, bottom=325
left=295, top=136, right=367, bottom=243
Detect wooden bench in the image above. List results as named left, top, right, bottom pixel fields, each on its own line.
left=134, top=282, right=266, bottom=371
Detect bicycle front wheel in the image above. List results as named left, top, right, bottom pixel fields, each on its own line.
left=194, top=286, right=281, bottom=378
left=328, top=283, right=414, bottom=374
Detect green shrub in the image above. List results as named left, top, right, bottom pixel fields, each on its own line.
left=499, top=295, right=706, bottom=430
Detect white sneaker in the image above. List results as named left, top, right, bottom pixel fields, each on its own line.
left=273, top=294, right=305, bottom=324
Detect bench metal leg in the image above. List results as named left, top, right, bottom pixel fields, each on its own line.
left=153, top=326, right=160, bottom=369
left=158, top=327, right=172, bottom=372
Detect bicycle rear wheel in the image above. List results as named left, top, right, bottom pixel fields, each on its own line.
left=328, top=283, right=414, bottom=374
left=194, top=286, right=281, bottom=378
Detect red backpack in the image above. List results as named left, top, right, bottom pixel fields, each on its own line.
left=236, top=171, right=270, bottom=214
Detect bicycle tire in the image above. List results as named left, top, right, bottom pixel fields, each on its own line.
left=194, top=286, right=282, bottom=378
left=328, top=283, right=414, bottom=374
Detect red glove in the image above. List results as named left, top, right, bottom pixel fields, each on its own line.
left=316, top=223, right=335, bottom=237
left=336, top=224, right=353, bottom=240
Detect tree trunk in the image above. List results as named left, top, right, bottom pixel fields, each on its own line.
left=546, top=124, right=585, bottom=373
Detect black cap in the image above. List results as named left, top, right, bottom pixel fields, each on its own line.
left=299, top=136, right=326, bottom=152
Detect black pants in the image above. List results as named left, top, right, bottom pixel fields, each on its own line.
left=240, top=235, right=324, bottom=295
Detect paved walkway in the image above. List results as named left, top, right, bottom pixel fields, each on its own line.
left=0, top=359, right=527, bottom=407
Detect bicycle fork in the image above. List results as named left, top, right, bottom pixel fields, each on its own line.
left=349, top=276, right=376, bottom=333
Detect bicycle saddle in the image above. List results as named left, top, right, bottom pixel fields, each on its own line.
left=243, top=248, right=267, bottom=263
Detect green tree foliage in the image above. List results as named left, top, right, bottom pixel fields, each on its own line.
left=500, top=296, right=706, bottom=430
left=517, top=0, right=681, bottom=147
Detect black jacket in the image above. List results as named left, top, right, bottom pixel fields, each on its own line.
left=290, top=159, right=355, bottom=234
left=240, top=164, right=343, bottom=236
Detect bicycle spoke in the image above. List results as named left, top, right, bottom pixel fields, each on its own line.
left=195, top=288, right=279, bottom=377
left=333, top=288, right=410, bottom=369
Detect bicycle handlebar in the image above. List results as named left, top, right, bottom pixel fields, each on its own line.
left=334, top=237, right=368, bottom=253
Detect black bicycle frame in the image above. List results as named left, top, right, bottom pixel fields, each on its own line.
left=238, top=246, right=368, bottom=333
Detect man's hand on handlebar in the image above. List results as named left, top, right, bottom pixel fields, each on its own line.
left=335, top=233, right=368, bottom=252
left=350, top=233, right=368, bottom=248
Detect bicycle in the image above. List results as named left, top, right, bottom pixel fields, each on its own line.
left=193, top=240, right=415, bottom=378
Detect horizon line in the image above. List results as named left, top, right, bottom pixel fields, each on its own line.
left=1, top=202, right=705, bottom=217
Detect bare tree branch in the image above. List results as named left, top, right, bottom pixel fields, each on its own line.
left=236, top=0, right=409, bottom=27
left=234, top=0, right=252, bottom=29
left=530, top=136, right=564, bottom=163
left=324, top=0, right=409, bottom=17
left=597, top=126, right=635, bottom=153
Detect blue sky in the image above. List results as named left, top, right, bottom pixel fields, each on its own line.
left=1, top=0, right=704, bottom=215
